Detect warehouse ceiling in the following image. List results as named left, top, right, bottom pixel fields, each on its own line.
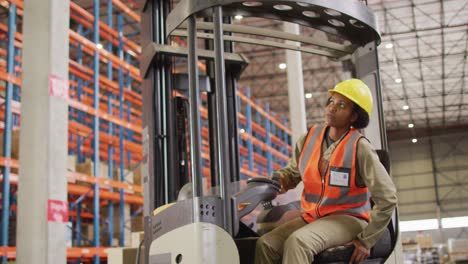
left=75, top=0, right=467, bottom=140
left=235, top=0, right=468, bottom=139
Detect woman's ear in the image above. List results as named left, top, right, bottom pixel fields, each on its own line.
left=351, top=111, right=358, bottom=124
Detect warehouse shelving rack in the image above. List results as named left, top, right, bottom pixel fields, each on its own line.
left=0, top=0, right=292, bottom=262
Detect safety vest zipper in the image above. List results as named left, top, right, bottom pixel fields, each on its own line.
left=315, top=175, right=325, bottom=217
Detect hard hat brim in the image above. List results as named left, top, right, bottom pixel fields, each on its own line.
left=328, top=89, right=372, bottom=117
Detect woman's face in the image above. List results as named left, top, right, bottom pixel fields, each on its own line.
left=326, top=92, right=357, bottom=129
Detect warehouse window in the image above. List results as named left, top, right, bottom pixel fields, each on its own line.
left=400, top=219, right=438, bottom=232
left=400, top=216, right=468, bottom=232
left=442, top=216, right=468, bottom=229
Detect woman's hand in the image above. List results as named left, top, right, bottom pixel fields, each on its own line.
left=349, top=239, right=370, bottom=263
left=277, top=177, right=287, bottom=194
left=275, top=175, right=301, bottom=194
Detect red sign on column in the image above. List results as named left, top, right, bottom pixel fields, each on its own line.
left=47, top=199, right=68, bottom=223
left=48, top=74, right=69, bottom=100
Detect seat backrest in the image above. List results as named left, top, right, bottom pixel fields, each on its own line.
left=375, top=149, right=390, bottom=174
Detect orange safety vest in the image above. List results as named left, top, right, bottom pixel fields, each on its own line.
left=298, top=125, right=371, bottom=223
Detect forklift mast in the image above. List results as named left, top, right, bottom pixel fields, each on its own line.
left=139, top=1, right=400, bottom=263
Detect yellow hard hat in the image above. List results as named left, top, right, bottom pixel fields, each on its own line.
left=328, top=79, right=373, bottom=116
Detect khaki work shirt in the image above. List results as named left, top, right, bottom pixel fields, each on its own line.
left=273, top=130, right=398, bottom=248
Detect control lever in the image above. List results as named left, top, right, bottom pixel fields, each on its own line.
left=231, top=178, right=281, bottom=236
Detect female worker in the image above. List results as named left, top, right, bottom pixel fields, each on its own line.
left=255, top=79, right=397, bottom=264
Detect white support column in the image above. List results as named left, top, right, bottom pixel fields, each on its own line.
left=284, top=22, right=307, bottom=145
left=17, top=0, right=70, bottom=263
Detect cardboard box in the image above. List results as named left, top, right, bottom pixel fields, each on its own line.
left=0, top=130, right=20, bottom=174
left=80, top=222, right=124, bottom=247
left=0, top=129, right=20, bottom=159
left=448, top=238, right=468, bottom=253
left=131, top=231, right=144, bottom=248
left=101, top=203, right=132, bottom=246
left=67, top=155, right=76, bottom=172
left=131, top=215, right=144, bottom=232
left=133, top=164, right=142, bottom=186
left=113, top=167, right=134, bottom=182
left=113, top=166, right=135, bottom=193
left=101, top=232, right=121, bottom=247
left=415, top=234, right=433, bottom=248
left=79, top=223, right=94, bottom=246
left=449, top=252, right=468, bottom=262
left=76, top=159, right=110, bottom=178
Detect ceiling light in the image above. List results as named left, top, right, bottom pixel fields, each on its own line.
left=96, top=43, right=103, bottom=49
left=385, top=43, right=393, bottom=49
left=279, top=63, right=287, bottom=70
left=412, top=138, right=418, bottom=143
left=408, top=123, right=414, bottom=128
left=305, top=93, right=312, bottom=99
left=395, top=78, right=402, bottom=83
left=402, top=105, right=409, bottom=110
left=234, top=15, right=243, bottom=20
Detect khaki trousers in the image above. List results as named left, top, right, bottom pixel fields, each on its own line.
left=254, top=215, right=368, bottom=264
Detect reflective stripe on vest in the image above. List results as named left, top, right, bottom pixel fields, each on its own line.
left=305, top=191, right=369, bottom=206
left=299, top=125, right=323, bottom=175
left=299, top=125, right=371, bottom=222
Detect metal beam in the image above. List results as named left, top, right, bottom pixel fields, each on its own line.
left=441, top=0, right=447, bottom=127
left=398, top=183, right=468, bottom=192
left=457, top=33, right=467, bottom=123
left=382, top=4, right=416, bottom=131
left=171, top=29, right=345, bottom=58
left=399, top=207, right=468, bottom=217
left=179, top=22, right=353, bottom=53
left=241, top=65, right=341, bottom=81
left=380, top=52, right=465, bottom=66
left=398, top=197, right=467, bottom=207
left=370, top=0, right=441, bottom=12
left=388, top=123, right=468, bottom=141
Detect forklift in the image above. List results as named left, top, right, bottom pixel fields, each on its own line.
left=138, top=0, right=401, bottom=263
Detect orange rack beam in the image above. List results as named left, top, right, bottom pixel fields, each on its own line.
left=0, top=246, right=110, bottom=260
left=237, top=91, right=292, bottom=135
left=0, top=157, right=143, bottom=195
left=70, top=2, right=141, bottom=56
